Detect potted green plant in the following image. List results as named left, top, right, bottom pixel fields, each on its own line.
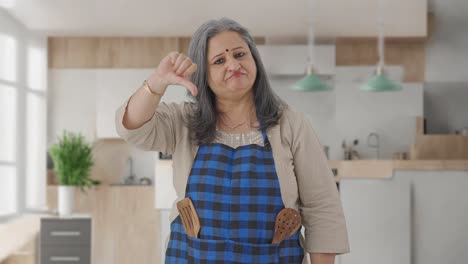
left=49, top=131, right=100, bottom=216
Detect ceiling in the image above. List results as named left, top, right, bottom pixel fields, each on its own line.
left=3, top=0, right=427, bottom=38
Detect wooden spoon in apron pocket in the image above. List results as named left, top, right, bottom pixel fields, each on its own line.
left=177, top=197, right=201, bottom=238
left=271, top=208, right=302, bottom=244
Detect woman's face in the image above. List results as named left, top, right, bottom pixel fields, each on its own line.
left=206, top=31, right=257, bottom=100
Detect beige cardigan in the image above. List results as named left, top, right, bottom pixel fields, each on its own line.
left=115, top=100, right=350, bottom=255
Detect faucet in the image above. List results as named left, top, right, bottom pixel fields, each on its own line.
left=124, top=157, right=136, bottom=184
left=367, top=132, right=380, bottom=159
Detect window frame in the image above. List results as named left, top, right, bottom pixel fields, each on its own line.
left=0, top=34, right=48, bottom=222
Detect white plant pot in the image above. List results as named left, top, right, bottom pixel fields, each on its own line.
left=58, top=186, right=75, bottom=216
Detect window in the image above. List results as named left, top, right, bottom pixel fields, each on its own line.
left=0, top=85, right=17, bottom=162
left=0, top=167, right=17, bottom=215
left=0, top=33, right=18, bottom=218
left=0, top=33, right=16, bottom=82
left=0, top=28, right=47, bottom=219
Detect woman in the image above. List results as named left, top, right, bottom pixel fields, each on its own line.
left=116, top=18, right=349, bottom=264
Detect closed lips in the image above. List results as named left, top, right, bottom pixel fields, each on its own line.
left=228, top=72, right=245, bottom=79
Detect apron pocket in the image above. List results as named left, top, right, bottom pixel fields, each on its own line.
left=230, top=239, right=280, bottom=264
left=187, top=236, right=280, bottom=264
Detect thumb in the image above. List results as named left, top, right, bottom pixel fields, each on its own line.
left=175, top=76, right=198, bottom=96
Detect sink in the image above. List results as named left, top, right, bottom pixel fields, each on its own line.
left=119, top=171, right=153, bottom=186
left=109, top=183, right=152, bottom=186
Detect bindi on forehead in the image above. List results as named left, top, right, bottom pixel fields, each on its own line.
left=210, top=46, right=244, bottom=61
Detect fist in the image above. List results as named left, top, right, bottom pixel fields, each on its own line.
left=148, top=52, right=198, bottom=96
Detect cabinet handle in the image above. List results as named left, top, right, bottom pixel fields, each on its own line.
left=50, top=231, right=81, bottom=237
left=50, top=256, right=80, bottom=262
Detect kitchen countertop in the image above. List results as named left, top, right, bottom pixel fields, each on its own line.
left=48, top=160, right=468, bottom=186
left=0, top=214, right=44, bottom=262
left=47, top=184, right=153, bottom=187
left=329, top=159, right=468, bottom=179
left=108, top=183, right=153, bottom=187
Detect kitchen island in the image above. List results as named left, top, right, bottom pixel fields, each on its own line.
left=329, top=159, right=468, bottom=179
left=47, top=185, right=160, bottom=264
left=333, top=159, right=468, bottom=264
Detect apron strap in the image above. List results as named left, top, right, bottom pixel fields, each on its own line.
left=261, top=129, right=270, bottom=146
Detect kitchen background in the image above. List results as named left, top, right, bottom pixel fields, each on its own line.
left=1, top=0, right=468, bottom=263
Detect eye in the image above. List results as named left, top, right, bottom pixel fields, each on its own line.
left=235, top=52, right=246, bottom=58
left=214, top=58, right=225, bottom=65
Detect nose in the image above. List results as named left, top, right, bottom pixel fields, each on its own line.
left=226, top=57, right=241, bottom=72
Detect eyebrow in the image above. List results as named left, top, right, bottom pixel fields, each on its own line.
left=211, top=46, right=244, bottom=61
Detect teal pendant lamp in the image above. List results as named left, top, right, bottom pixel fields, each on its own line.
left=361, top=66, right=402, bottom=92
left=293, top=66, right=332, bottom=92
left=360, top=0, right=402, bottom=92
left=292, top=0, right=332, bottom=92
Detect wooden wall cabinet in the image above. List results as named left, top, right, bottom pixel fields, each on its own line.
left=48, top=37, right=182, bottom=69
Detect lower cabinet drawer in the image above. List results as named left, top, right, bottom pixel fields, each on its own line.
left=41, top=246, right=90, bottom=264
left=41, top=219, right=91, bottom=246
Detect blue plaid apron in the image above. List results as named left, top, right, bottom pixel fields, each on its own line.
left=165, top=130, right=304, bottom=263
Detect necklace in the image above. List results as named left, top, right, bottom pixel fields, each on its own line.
left=218, top=110, right=257, bottom=131
left=215, top=127, right=264, bottom=148
left=219, top=118, right=250, bottom=130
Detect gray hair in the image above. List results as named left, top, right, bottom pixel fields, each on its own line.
left=186, top=17, right=284, bottom=145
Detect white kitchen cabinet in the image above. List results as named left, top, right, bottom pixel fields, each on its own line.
left=96, top=69, right=153, bottom=138
left=50, top=69, right=156, bottom=139
left=338, top=177, right=411, bottom=264
left=48, top=70, right=97, bottom=142
left=396, top=171, right=468, bottom=264
left=96, top=69, right=190, bottom=138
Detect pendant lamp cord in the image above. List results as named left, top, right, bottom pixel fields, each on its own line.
left=307, top=0, right=316, bottom=69
left=377, top=0, right=385, bottom=69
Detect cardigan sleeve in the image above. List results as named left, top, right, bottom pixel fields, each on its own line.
left=115, top=97, right=186, bottom=154
left=291, top=113, right=350, bottom=254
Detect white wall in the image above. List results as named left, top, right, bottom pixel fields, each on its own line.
left=425, top=0, right=468, bottom=82
left=424, top=82, right=468, bottom=134
left=269, top=66, right=423, bottom=160
left=423, top=0, right=468, bottom=134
